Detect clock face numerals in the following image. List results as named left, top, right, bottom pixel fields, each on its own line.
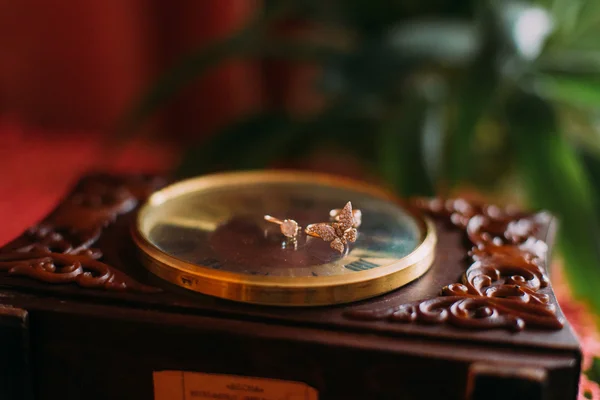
left=345, top=259, right=379, bottom=272
left=198, top=257, right=222, bottom=270
left=145, top=180, right=421, bottom=279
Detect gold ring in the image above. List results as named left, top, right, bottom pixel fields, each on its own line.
left=264, top=215, right=300, bottom=240
left=305, top=201, right=358, bottom=254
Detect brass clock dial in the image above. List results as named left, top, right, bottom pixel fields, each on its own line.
left=133, top=170, right=436, bottom=306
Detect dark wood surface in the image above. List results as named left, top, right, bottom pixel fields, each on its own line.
left=0, top=174, right=582, bottom=399
left=0, top=305, right=32, bottom=400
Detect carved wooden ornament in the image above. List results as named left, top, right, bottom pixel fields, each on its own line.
left=345, top=198, right=564, bottom=332
left=0, top=175, right=163, bottom=293
left=0, top=175, right=566, bottom=332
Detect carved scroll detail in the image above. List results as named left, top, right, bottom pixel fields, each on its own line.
left=344, top=198, right=564, bottom=332
left=0, top=175, right=164, bottom=293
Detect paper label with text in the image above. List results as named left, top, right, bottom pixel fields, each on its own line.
left=153, top=370, right=318, bottom=400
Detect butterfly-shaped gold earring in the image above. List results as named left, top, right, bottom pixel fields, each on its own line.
left=305, top=201, right=358, bottom=254
left=330, top=207, right=361, bottom=228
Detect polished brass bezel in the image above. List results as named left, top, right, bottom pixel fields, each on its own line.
left=132, top=170, right=436, bottom=306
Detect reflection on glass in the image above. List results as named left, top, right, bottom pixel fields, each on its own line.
left=142, top=181, right=421, bottom=277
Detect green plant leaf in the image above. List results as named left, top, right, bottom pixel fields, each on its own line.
left=441, top=0, right=508, bottom=189
left=262, top=36, right=351, bottom=62
left=376, top=100, right=435, bottom=196
left=580, top=148, right=600, bottom=229
left=387, top=19, right=480, bottom=66
left=556, top=106, right=600, bottom=157
left=377, top=119, right=409, bottom=194
left=543, top=0, right=600, bottom=49
left=585, top=357, right=600, bottom=382
left=534, top=73, right=600, bottom=109
left=120, top=34, right=259, bottom=135
left=537, top=50, right=600, bottom=75
left=443, top=61, right=499, bottom=188
left=420, top=93, right=446, bottom=189
left=174, top=112, right=295, bottom=178
left=505, top=90, right=600, bottom=313
left=574, top=0, right=600, bottom=38
left=547, top=0, right=586, bottom=39
left=117, top=2, right=301, bottom=135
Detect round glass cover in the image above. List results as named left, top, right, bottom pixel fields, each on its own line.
left=139, top=175, right=423, bottom=278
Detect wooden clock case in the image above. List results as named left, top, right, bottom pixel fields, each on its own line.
left=0, top=173, right=581, bottom=400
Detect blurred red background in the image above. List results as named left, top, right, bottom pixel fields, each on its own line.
left=0, top=0, right=267, bottom=135
left=0, top=0, right=309, bottom=243
left=0, top=0, right=322, bottom=138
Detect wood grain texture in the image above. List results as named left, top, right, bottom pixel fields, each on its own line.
left=0, top=305, right=32, bottom=400
left=0, top=174, right=583, bottom=399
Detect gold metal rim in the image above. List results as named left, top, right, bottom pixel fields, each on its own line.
left=132, top=170, right=437, bottom=306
